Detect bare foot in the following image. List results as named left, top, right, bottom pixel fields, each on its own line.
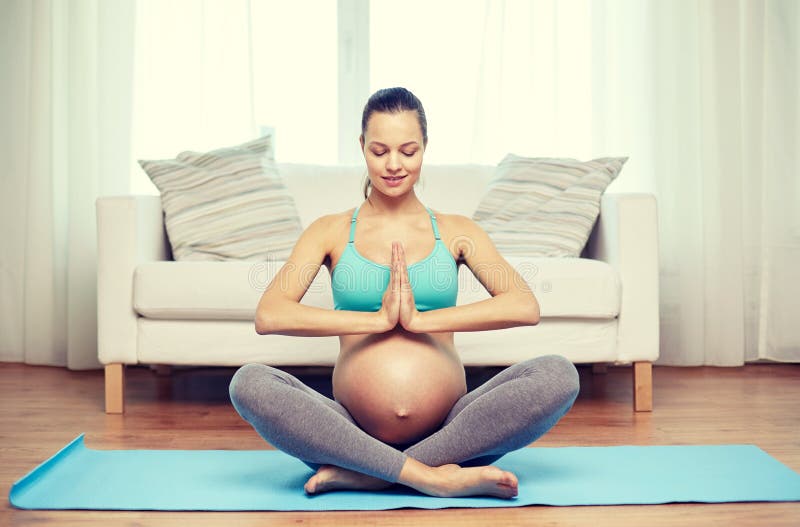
left=424, top=464, right=519, bottom=499
left=304, top=465, right=393, bottom=495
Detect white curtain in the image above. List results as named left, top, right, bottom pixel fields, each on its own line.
left=472, top=0, right=799, bottom=365
left=1, top=0, right=797, bottom=369
left=0, top=0, right=136, bottom=368
left=130, top=0, right=257, bottom=194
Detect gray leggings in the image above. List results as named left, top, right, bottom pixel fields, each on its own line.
left=229, top=354, right=579, bottom=483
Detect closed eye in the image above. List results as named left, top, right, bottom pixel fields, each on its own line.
left=371, top=149, right=417, bottom=157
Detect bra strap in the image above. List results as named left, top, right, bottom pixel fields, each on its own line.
left=348, top=205, right=360, bottom=243
left=426, top=207, right=441, bottom=240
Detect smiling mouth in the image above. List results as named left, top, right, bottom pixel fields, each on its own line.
left=382, top=176, right=406, bottom=181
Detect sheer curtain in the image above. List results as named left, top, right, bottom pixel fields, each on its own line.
left=2, top=0, right=797, bottom=369
left=130, top=0, right=256, bottom=195
left=130, top=0, right=339, bottom=195
left=0, top=0, right=136, bottom=368
left=466, top=0, right=799, bottom=365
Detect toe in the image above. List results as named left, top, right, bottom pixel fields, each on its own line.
left=304, top=475, right=320, bottom=494
left=502, top=471, right=518, bottom=488
left=492, top=470, right=518, bottom=498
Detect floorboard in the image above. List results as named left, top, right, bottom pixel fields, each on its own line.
left=1, top=362, right=799, bottom=526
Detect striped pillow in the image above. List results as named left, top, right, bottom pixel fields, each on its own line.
left=139, top=135, right=303, bottom=262
left=473, top=154, right=627, bottom=257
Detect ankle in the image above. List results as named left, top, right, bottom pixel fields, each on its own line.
left=396, top=458, right=448, bottom=497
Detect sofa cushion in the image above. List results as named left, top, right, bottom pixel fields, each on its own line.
left=133, top=257, right=620, bottom=321
left=138, top=135, right=303, bottom=261
left=135, top=317, right=620, bottom=366
left=458, top=257, right=620, bottom=318
left=473, top=155, right=626, bottom=257
left=133, top=261, right=332, bottom=321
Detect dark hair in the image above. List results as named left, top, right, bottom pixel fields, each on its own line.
left=361, top=87, right=428, bottom=198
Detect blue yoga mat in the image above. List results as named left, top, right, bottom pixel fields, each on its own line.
left=9, top=434, right=800, bottom=510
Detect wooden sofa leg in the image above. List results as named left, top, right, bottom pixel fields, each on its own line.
left=105, top=363, right=125, bottom=414
left=633, top=361, right=653, bottom=412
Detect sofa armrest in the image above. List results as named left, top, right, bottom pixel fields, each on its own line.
left=96, top=196, right=171, bottom=365
left=583, top=193, right=660, bottom=363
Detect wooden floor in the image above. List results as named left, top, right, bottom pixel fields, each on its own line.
left=1, top=362, right=799, bottom=526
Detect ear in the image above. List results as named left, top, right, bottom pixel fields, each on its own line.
left=359, top=134, right=365, bottom=150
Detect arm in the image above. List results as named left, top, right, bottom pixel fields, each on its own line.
left=406, top=215, right=540, bottom=334
left=255, top=215, right=389, bottom=337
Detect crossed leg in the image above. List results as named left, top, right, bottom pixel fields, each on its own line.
left=229, top=355, right=579, bottom=497
left=404, top=355, right=580, bottom=467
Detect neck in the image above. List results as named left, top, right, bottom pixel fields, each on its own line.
left=364, top=189, right=424, bottom=216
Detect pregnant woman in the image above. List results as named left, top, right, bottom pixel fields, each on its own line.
left=229, top=87, right=579, bottom=499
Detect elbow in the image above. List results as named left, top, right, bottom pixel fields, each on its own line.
left=255, top=300, right=296, bottom=335
left=254, top=311, right=274, bottom=335
left=523, top=296, right=541, bottom=326
left=527, top=308, right=541, bottom=326
left=254, top=315, right=268, bottom=335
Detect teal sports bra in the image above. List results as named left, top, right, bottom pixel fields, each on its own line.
left=331, top=205, right=459, bottom=312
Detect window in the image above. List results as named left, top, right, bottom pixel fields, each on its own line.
left=369, top=0, right=486, bottom=164
left=130, top=0, right=338, bottom=194
left=250, top=0, right=338, bottom=165
left=130, top=1, right=599, bottom=192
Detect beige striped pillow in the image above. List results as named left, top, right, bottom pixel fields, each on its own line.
left=473, top=154, right=627, bottom=257
left=139, top=135, right=303, bottom=262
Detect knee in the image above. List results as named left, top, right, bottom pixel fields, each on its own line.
left=228, top=363, right=269, bottom=413
left=536, top=355, right=580, bottom=404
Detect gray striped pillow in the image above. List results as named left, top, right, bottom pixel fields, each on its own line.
left=139, top=135, right=303, bottom=262
left=473, top=154, right=627, bottom=257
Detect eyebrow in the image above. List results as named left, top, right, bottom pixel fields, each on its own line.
left=368, top=141, right=420, bottom=148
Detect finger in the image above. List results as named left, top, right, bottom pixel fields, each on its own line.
left=397, top=242, right=405, bottom=264
left=398, top=243, right=412, bottom=294
left=385, top=243, right=393, bottom=296
left=396, top=243, right=405, bottom=288
left=392, top=242, right=399, bottom=291
left=397, top=244, right=409, bottom=288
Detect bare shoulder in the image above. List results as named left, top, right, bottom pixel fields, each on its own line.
left=434, top=211, right=481, bottom=232
left=297, top=208, right=355, bottom=253
left=309, top=208, right=356, bottom=232
left=429, top=211, right=491, bottom=261
left=432, top=210, right=530, bottom=298
left=325, top=207, right=357, bottom=236
left=289, top=213, right=335, bottom=256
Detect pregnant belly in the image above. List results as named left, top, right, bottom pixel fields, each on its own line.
left=333, top=333, right=467, bottom=445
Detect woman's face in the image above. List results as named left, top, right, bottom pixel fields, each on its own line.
left=360, top=110, right=425, bottom=196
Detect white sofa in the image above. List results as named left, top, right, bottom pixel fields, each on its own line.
left=96, top=163, right=660, bottom=414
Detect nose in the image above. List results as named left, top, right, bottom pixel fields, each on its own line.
left=386, top=151, right=402, bottom=173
